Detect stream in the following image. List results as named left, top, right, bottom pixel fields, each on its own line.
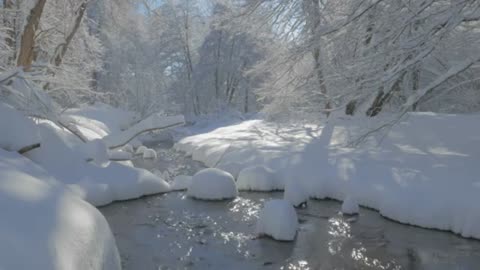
left=100, top=139, right=480, bottom=270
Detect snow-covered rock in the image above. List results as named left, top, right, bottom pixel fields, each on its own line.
left=171, top=175, right=193, bottom=191
left=256, top=199, right=299, bottom=241
left=187, top=168, right=237, bottom=200
left=143, top=148, right=157, bottom=160
left=236, top=165, right=281, bottom=191
left=25, top=121, right=170, bottom=206
left=341, top=196, right=359, bottom=215
left=0, top=149, right=121, bottom=270
left=284, top=180, right=308, bottom=207
left=0, top=102, right=40, bottom=152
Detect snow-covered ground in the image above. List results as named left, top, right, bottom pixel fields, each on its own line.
left=175, top=113, right=480, bottom=239
left=0, top=149, right=121, bottom=270
left=0, top=102, right=178, bottom=269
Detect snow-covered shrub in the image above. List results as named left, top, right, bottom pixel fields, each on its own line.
left=187, top=168, right=237, bottom=200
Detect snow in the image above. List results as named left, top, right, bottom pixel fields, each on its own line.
left=104, top=113, right=185, bottom=149
left=284, top=180, right=308, bottom=207
left=256, top=199, right=299, bottom=241
left=171, top=175, right=193, bottom=191
left=67, top=103, right=136, bottom=134
left=175, top=113, right=480, bottom=239
left=236, top=165, right=281, bottom=191
left=84, top=139, right=110, bottom=167
left=0, top=102, right=40, bottom=151
left=341, top=196, right=359, bottom=215
left=142, top=148, right=157, bottom=160
left=24, top=120, right=170, bottom=206
left=0, top=149, right=121, bottom=270
left=135, top=145, right=148, bottom=155
left=187, top=168, right=238, bottom=200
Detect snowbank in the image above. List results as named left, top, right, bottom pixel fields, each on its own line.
left=236, top=165, right=282, bottom=191
left=0, top=102, right=40, bottom=151
left=0, top=149, right=121, bottom=270
left=187, top=168, right=237, bottom=200
left=175, top=113, right=480, bottom=239
left=25, top=120, right=170, bottom=206
left=256, top=199, right=299, bottom=241
left=341, top=196, right=359, bottom=215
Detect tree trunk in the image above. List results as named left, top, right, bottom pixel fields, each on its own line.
left=303, top=0, right=330, bottom=116
left=52, top=1, right=88, bottom=66
left=16, top=0, right=47, bottom=71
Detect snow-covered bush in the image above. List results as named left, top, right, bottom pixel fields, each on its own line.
left=237, top=165, right=281, bottom=192
left=187, top=168, right=237, bottom=200
left=256, top=199, right=299, bottom=241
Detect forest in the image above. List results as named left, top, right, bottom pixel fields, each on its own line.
left=1, top=0, right=480, bottom=269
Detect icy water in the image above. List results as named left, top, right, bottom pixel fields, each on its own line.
left=100, top=140, right=480, bottom=270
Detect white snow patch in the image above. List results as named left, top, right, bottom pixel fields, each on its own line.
left=284, top=180, right=308, bottom=207
left=236, top=165, right=280, bottom=191
left=0, top=102, right=40, bottom=151
left=341, top=196, right=359, bottom=215
left=187, top=168, right=237, bottom=200
left=171, top=175, right=193, bottom=191
left=256, top=199, right=299, bottom=241
left=0, top=149, right=121, bottom=270
left=25, top=121, right=170, bottom=206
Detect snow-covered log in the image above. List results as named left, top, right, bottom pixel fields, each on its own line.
left=104, top=114, right=185, bottom=149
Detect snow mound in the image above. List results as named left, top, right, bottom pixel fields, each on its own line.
left=171, top=175, right=193, bottom=191
left=85, top=139, right=110, bottom=167
left=256, top=199, right=299, bottom=241
left=284, top=180, right=308, bottom=207
left=25, top=121, right=170, bottom=206
left=0, top=149, right=121, bottom=270
left=237, top=165, right=280, bottom=191
left=341, top=196, right=359, bottom=215
left=187, top=168, right=237, bottom=200
left=143, top=148, right=157, bottom=160
left=0, top=102, right=40, bottom=152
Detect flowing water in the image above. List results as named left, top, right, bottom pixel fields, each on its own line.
left=100, top=140, right=480, bottom=270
